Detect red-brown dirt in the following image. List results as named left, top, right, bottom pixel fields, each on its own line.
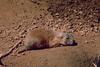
left=0, top=0, right=100, bottom=67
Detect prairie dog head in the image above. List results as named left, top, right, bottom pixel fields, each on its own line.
left=55, top=32, right=76, bottom=46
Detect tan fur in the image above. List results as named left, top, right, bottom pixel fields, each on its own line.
left=18, top=28, right=75, bottom=53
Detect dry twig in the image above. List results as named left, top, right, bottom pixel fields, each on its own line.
left=0, top=40, right=22, bottom=66
left=92, top=56, right=100, bottom=67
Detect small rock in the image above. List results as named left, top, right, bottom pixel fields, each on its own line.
left=14, top=25, right=21, bottom=30
left=14, top=36, right=19, bottom=40
left=90, top=28, right=94, bottom=31
left=68, top=25, right=73, bottom=29
left=22, top=53, right=25, bottom=55
left=94, top=17, right=100, bottom=23
left=85, top=40, right=89, bottom=44
left=57, top=19, right=62, bottom=22
left=34, top=25, right=38, bottom=28
left=19, top=30, right=27, bottom=35
left=55, top=24, right=59, bottom=28
left=79, top=11, right=83, bottom=14
left=89, top=15, right=93, bottom=18
left=55, top=13, right=59, bottom=16
left=19, top=34, right=25, bottom=38
left=94, top=27, right=99, bottom=32
left=80, top=30, right=86, bottom=36
left=74, top=9, right=77, bottom=13
left=0, top=53, right=2, bottom=57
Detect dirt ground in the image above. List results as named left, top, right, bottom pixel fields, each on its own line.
left=0, top=0, right=100, bottom=67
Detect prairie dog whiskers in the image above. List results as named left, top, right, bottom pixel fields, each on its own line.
left=18, top=28, right=76, bottom=53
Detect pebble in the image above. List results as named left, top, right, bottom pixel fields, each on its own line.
left=14, top=25, right=21, bottom=30
left=80, top=30, right=86, bottom=36
left=79, top=11, right=83, bottom=14
left=14, top=36, right=19, bottom=40
left=55, top=13, right=59, bottom=16
left=19, top=30, right=27, bottom=35
left=85, top=40, right=89, bottom=44
left=94, top=18, right=100, bottom=23
left=55, top=24, right=59, bottom=28
left=57, top=19, right=62, bottom=22
left=89, top=15, right=93, bottom=18
left=22, top=53, right=25, bottom=55
left=0, top=53, right=2, bottom=57
left=94, top=27, right=99, bottom=33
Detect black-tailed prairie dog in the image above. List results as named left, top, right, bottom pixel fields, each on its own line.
left=18, top=28, right=76, bottom=53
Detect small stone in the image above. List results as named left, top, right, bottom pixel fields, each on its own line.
left=0, top=53, right=2, bottom=57
left=22, top=53, right=25, bottom=55
left=57, top=19, right=62, bottom=22
left=14, top=36, right=19, bottom=40
left=19, top=30, right=27, bottom=35
left=34, top=25, right=38, bottom=28
left=89, top=15, right=93, bottom=18
left=74, top=10, right=77, bottom=12
left=55, top=13, right=59, bottom=16
left=85, top=40, right=89, bottom=44
left=68, top=25, right=73, bottom=29
left=55, top=24, right=59, bottom=28
left=94, top=17, right=100, bottom=23
left=94, top=27, right=99, bottom=32
left=19, top=35, right=25, bottom=38
left=79, top=11, right=83, bottom=14
left=14, top=25, right=21, bottom=30
left=90, top=28, right=94, bottom=31
left=80, top=30, right=86, bottom=36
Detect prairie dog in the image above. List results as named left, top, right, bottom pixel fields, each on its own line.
left=18, top=28, right=76, bottom=53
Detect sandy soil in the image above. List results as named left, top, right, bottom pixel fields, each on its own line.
left=0, top=0, right=100, bottom=67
